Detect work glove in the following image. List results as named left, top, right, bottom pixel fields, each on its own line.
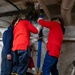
left=37, top=14, right=44, bottom=22
left=37, top=9, right=44, bottom=21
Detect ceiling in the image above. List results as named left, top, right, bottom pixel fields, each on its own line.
left=0, top=0, right=74, bottom=16
left=0, top=0, right=63, bottom=16
left=0, top=0, right=62, bottom=28
left=0, top=0, right=74, bottom=26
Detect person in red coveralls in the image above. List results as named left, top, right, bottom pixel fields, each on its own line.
left=38, top=17, right=65, bottom=75
left=11, top=18, right=38, bottom=75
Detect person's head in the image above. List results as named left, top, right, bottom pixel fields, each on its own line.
left=26, top=12, right=34, bottom=22
left=51, top=17, right=63, bottom=25
left=11, top=17, right=19, bottom=27
left=51, top=17, right=65, bottom=34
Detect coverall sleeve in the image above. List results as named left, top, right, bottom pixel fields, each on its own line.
left=3, top=31, right=12, bottom=54
left=27, top=21, right=38, bottom=34
left=38, top=19, right=55, bottom=29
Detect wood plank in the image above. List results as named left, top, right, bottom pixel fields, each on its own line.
left=10, top=0, right=22, bottom=3
left=38, top=0, right=51, bottom=20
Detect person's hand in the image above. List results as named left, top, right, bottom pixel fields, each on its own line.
left=36, top=25, right=43, bottom=33
left=7, top=54, right=12, bottom=60
left=37, top=17, right=43, bottom=22
left=37, top=14, right=44, bottom=22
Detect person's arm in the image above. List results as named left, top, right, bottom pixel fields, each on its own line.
left=3, top=31, right=12, bottom=60
left=3, top=30, right=12, bottom=60
left=27, top=21, right=38, bottom=34
left=38, top=19, right=55, bottom=29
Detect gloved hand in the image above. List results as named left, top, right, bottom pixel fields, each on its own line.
left=36, top=25, right=43, bottom=33
left=37, top=17, right=43, bottom=22
left=37, top=14, right=44, bottom=33
left=40, top=9, right=44, bottom=18
left=37, top=13, right=44, bottom=22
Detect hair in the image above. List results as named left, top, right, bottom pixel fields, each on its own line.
left=11, top=17, right=19, bottom=26
left=51, top=17, right=65, bottom=34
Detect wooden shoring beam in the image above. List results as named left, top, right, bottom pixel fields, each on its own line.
left=38, top=0, right=51, bottom=20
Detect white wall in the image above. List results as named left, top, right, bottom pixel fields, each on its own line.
left=0, top=28, right=7, bottom=74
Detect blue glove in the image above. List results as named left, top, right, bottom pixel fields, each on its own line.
left=39, top=14, right=44, bottom=18
left=40, top=9, right=44, bottom=18
left=37, top=13, right=44, bottom=22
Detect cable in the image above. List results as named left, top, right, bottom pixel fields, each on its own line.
left=4, top=0, right=21, bottom=11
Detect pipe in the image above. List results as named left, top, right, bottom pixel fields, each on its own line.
left=61, top=0, right=75, bottom=25
left=4, top=0, right=21, bottom=11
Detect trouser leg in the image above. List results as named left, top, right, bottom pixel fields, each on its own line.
left=42, top=52, right=58, bottom=75
left=51, top=60, right=59, bottom=75
left=12, top=51, right=19, bottom=73
left=1, top=52, right=12, bottom=75
left=17, top=49, right=30, bottom=75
